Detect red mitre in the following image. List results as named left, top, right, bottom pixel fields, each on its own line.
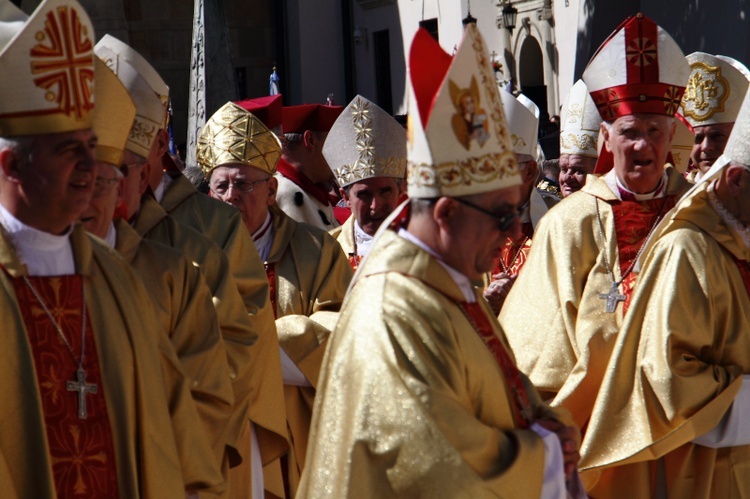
left=408, top=28, right=453, bottom=129
left=282, top=104, right=343, bottom=133
left=235, top=94, right=283, bottom=131
left=583, top=13, right=691, bottom=173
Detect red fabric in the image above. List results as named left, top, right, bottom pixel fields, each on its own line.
left=624, top=14, right=659, bottom=86
left=14, top=275, right=119, bottom=498
left=459, top=302, right=532, bottom=429
left=731, top=256, right=750, bottom=299
left=408, top=28, right=454, bottom=128
left=590, top=83, right=684, bottom=122
left=281, top=104, right=342, bottom=133
left=346, top=254, right=362, bottom=272
left=235, top=94, right=283, bottom=130
left=264, top=263, right=278, bottom=319
left=493, top=222, right=533, bottom=276
left=611, top=196, right=675, bottom=313
left=333, top=205, right=351, bottom=225
left=275, top=158, right=332, bottom=206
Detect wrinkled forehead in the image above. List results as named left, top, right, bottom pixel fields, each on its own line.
left=610, top=113, right=675, bottom=130
left=209, top=163, right=269, bottom=181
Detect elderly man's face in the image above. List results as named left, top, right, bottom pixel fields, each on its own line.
left=559, top=154, right=597, bottom=197
left=80, top=162, right=121, bottom=239
left=342, top=177, right=403, bottom=236
left=119, top=149, right=148, bottom=221
left=690, top=122, right=734, bottom=174
left=5, top=129, right=98, bottom=234
left=603, top=113, right=675, bottom=194
left=209, top=164, right=275, bottom=235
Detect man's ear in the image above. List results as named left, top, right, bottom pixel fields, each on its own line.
left=601, top=123, right=611, bottom=153
left=266, top=176, right=278, bottom=207
left=725, top=164, right=746, bottom=195
left=0, top=148, right=22, bottom=183
left=433, top=196, right=458, bottom=230
left=302, top=130, right=316, bottom=151
left=138, top=162, right=151, bottom=195
left=522, top=160, right=538, bottom=183
left=156, top=128, right=170, bottom=157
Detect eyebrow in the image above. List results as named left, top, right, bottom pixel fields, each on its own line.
left=53, top=138, right=98, bottom=153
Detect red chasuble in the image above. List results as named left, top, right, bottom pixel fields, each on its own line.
left=611, top=197, right=675, bottom=313
left=14, top=275, right=119, bottom=498
left=459, top=301, right=532, bottom=429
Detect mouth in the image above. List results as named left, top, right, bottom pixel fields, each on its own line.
left=632, top=159, right=653, bottom=168
left=79, top=214, right=95, bottom=224
left=70, top=179, right=91, bottom=190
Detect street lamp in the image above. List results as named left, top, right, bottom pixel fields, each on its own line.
left=463, top=1, right=477, bottom=27
left=502, top=1, right=518, bottom=34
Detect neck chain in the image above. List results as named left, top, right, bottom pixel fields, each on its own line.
left=594, top=196, right=670, bottom=313
left=498, top=236, right=529, bottom=276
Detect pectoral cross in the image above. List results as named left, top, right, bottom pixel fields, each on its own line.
left=599, top=282, right=626, bottom=313
left=66, top=367, right=98, bottom=420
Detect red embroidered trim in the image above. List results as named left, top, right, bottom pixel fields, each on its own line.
left=14, top=275, right=119, bottom=498
left=459, top=302, right=532, bottom=429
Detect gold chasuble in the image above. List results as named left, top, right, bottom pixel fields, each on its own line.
left=134, top=194, right=289, bottom=497
left=579, top=182, right=750, bottom=498
left=500, top=168, right=690, bottom=429
left=114, top=219, right=233, bottom=464
left=299, top=229, right=568, bottom=498
left=0, top=225, right=221, bottom=497
left=158, top=178, right=289, bottom=497
left=329, top=214, right=361, bottom=271
left=265, top=204, right=353, bottom=495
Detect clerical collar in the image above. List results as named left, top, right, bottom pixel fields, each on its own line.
left=353, top=220, right=374, bottom=257
left=0, top=203, right=74, bottom=276
left=153, top=173, right=174, bottom=203
left=604, top=169, right=668, bottom=201
left=397, top=228, right=476, bottom=303
left=103, top=222, right=117, bottom=248
left=707, top=180, right=750, bottom=249
left=252, top=211, right=274, bottom=262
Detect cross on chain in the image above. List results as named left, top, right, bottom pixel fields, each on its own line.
left=66, top=367, right=98, bottom=420
left=599, top=282, right=626, bottom=313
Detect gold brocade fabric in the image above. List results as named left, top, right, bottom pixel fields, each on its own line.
left=298, top=228, right=568, bottom=498
left=499, top=168, right=690, bottom=429
left=579, top=182, right=750, bottom=498
left=266, top=203, right=353, bottom=495
left=133, top=194, right=289, bottom=497
left=0, top=225, right=221, bottom=497
left=160, top=175, right=289, bottom=495
left=329, top=214, right=358, bottom=269
left=114, top=220, right=234, bottom=467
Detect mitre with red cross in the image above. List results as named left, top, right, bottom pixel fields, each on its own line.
left=582, top=13, right=690, bottom=173
left=0, top=0, right=96, bottom=137
left=196, top=101, right=282, bottom=179
left=406, top=23, right=519, bottom=199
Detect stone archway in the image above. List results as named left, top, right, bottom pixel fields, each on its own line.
left=518, top=35, right=547, bottom=116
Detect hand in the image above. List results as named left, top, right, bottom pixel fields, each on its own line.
left=483, top=273, right=516, bottom=315
left=536, top=418, right=580, bottom=479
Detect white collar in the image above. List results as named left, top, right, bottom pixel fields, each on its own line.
left=252, top=211, right=274, bottom=262
left=707, top=180, right=750, bottom=249
left=104, top=222, right=117, bottom=248
left=605, top=169, right=669, bottom=201
left=153, top=173, right=174, bottom=203
left=398, top=228, right=476, bottom=302
left=0, top=203, right=74, bottom=276
left=354, top=219, right=374, bottom=256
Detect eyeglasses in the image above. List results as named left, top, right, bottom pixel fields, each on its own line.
left=210, top=178, right=269, bottom=196
left=452, top=197, right=521, bottom=232
left=119, top=159, right=147, bottom=177
left=93, top=176, right=119, bottom=197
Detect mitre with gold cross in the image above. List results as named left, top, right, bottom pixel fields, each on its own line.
left=323, top=94, right=406, bottom=188
left=196, top=101, right=282, bottom=179
left=0, top=0, right=96, bottom=136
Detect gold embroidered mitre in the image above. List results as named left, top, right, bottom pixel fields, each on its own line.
left=500, top=91, right=539, bottom=160
left=680, top=52, right=750, bottom=128
left=323, top=94, right=406, bottom=188
left=0, top=0, right=95, bottom=136
left=197, top=101, right=282, bottom=179
left=93, top=56, right=136, bottom=166
left=406, top=23, right=519, bottom=198
left=559, top=79, right=601, bottom=159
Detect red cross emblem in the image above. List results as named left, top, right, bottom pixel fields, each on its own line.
left=626, top=37, right=657, bottom=67
left=593, top=89, right=620, bottom=121
left=663, top=85, right=683, bottom=115
left=30, top=7, right=94, bottom=120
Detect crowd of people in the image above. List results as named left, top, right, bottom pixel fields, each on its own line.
left=1, top=0, right=749, bottom=497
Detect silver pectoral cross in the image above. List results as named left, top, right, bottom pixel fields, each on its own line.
left=66, top=367, right=98, bottom=420
left=599, top=282, right=626, bottom=313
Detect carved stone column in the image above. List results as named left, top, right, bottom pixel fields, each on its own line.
left=186, top=0, right=237, bottom=168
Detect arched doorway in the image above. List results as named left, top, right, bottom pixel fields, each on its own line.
left=518, top=35, right=547, bottom=117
